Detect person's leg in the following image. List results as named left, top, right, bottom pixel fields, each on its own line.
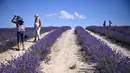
left=34, top=28, right=37, bottom=42
left=37, top=27, right=41, bottom=40
left=17, top=43, right=20, bottom=50
left=21, top=31, right=25, bottom=50
left=35, top=28, right=39, bottom=41
left=17, top=31, right=20, bottom=50
left=22, top=43, right=25, bottom=50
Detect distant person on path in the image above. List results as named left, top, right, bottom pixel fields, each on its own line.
left=109, top=20, right=112, bottom=26
left=33, top=14, right=42, bottom=42
left=11, top=15, right=25, bottom=51
left=103, top=21, right=106, bottom=26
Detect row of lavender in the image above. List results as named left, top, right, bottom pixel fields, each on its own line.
left=86, top=26, right=130, bottom=45
left=104, top=26, right=130, bottom=34
left=0, top=26, right=59, bottom=53
left=86, top=26, right=130, bottom=34
left=0, top=26, right=71, bottom=73
left=0, top=26, right=58, bottom=42
left=75, top=26, right=130, bottom=73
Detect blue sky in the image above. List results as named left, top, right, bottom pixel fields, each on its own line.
left=0, top=0, right=130, bottom=28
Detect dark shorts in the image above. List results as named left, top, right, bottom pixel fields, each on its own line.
left=17, top=31, right=25, bottom=43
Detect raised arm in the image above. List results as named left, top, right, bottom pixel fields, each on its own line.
left=11, top=15, right=17, bottom=24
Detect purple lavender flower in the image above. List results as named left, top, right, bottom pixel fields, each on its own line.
left=75, top=26, right=130, bottom=73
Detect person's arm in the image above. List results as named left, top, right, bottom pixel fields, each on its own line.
left=39, top=18, right=42, bottom=27
left=11, top=15, right=17, bottom=24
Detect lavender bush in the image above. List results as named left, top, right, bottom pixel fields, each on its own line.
left=30, top=26, right=71, bottom=60
left=86, top=26, right=130, bottom=45
left=75, top=26, right=130, bottom=73
left=107, top=26, right=130, bottom=34
left=0, top=27, right=58, bottom=53
left=86, top=26, right=130, bottom=34
left=0, top=51, right=40, bottom=73
left=0, top=26, right=71, bottom=73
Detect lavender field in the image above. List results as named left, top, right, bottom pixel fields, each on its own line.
left=0, top=26, right=58, bottom=53
left=86, top=26, right=130, bottom=45
left=0, top=26, right=130, bottom=73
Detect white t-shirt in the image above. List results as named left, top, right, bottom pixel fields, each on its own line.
left=34, top=17, right=40, bottom=28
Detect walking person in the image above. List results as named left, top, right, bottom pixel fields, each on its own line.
left=33, top=14, right=42, bottom=42
left=109, top=20, right=112, bottom=26
left=103, top=20, right=106, bottom=26
left=11, top=15, right=25, bottom=51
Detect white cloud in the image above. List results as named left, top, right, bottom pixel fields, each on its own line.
left=74, top=12, right=79, bottom=17
left=58, top=10, right=74, bottom=20
left=79, top=15, right=86, bottom=19
left=45, top=10, right=86, bottom=20
left=45, top=13, right=57, bottom=17
left=74, top=12, right=86, bottom=20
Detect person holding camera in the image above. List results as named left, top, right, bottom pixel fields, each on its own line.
left=11, top=15, right=25, bottom=51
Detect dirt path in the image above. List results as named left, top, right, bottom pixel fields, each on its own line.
left=0, top=31, right=51, bottom=63
left=86, top=30, right=130, bottom=58
left=40, top=29, right=95, bottom=73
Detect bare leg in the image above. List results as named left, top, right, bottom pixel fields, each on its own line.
left=17, top=43, right=20, bottom=50
left=22, top=43, right=25, bottom=50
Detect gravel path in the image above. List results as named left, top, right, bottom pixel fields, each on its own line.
left=40, top=29, right=95, bottom=73
left=0, top=31, right=51, bottom=64
left=86, top=30, right=130, bottom=58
